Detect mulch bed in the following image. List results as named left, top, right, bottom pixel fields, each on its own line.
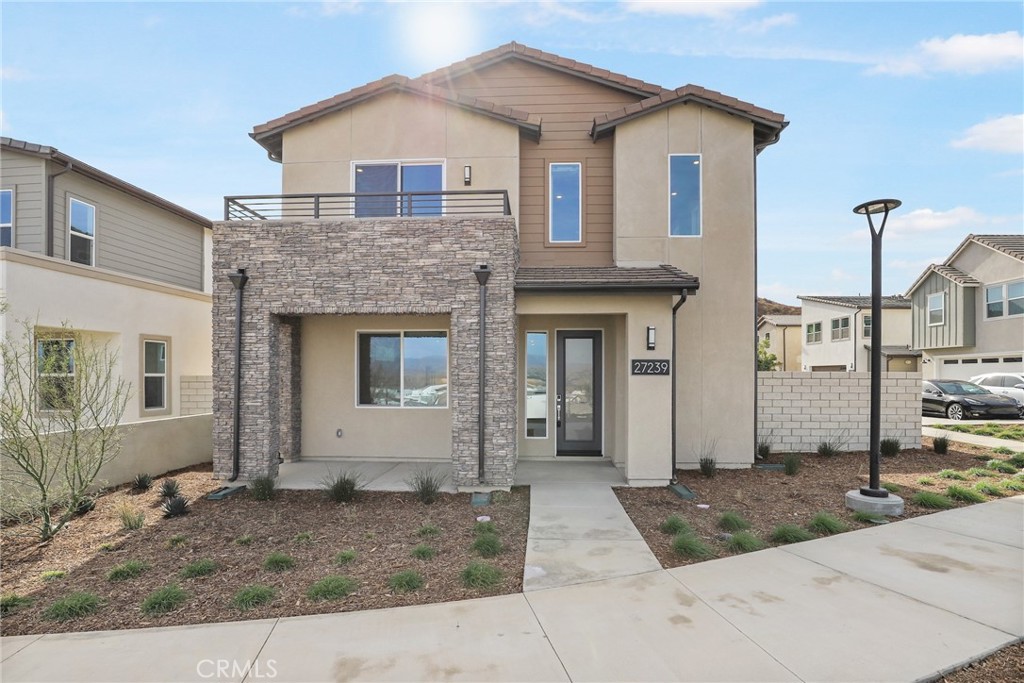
left=0, top=465, right=529, bottom=636
left=939, top=642, right=1024, bottom=683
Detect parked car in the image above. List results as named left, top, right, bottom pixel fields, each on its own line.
left=969, top=373, right=1024, bottom=412
left=922, top=379, right=1022, bottom=420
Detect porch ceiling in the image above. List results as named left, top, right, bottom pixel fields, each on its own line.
left=515, top=265, right=699, bottom=294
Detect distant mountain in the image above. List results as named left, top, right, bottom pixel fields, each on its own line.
left=757, top=297, right=800, bottom=317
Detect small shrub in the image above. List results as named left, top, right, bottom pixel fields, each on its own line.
left=917, top=477, right=935, bottom=486
left=937, top=469, right=967, bottom=480
left=99, top=542, right=117, bottom=552
left=461, top=562, right=503, bottom=588
left=808, top=512, right=847, bottom=535
left=671, top=533, right=713, bottom=559
left=1, top=593, right=32, bottom=616
left=249, top=477, right=276, bottom=501
left=756, top=436, right=771, bottom=460
left=817, top=441, right=841, bottom=458
left=307, top=575, right=358, bottom=601
left=116, top=501, right=145, bottom=531
left=1000, top=478, right=1024, bottom=492
left=43, top=592, right=100, bottom=621
left=334, top=549, right=358, bottom=565
left=294, top=531, right=314, bottom=544
left=180, top=559, right=218, bottom=579
left=141, top=585, right=186, bottom=615
left=987, top=459, right=1018, bottom=474
left=992, top=446, right=1014, bottom=455
left=817, top=429, right=849, bottom=457
left=388, top=570, right=424, bottom=593
left=932, top=437, right=949, bottom=454
left=74, top=497, right=96, bottom=516
left=966, top=467, right=997, bottom=479
left=1007, top=453, right=1024, bottom=468
left=232, top=585, right=275, bottom=610
left=41, top=570, right=67, bottom=581
left=725, top=531, right=766, bottom=553
left=159, top=478, right=181, bottom=499
left=133, top=473, right=153, bottom=490
left=881, top=482, right=901, bottom=493
left=234, top=534, right=254, bottom=546
left=770, top=524, right=815, bottom=544
left=473, top=521, right=497, bottom=536
left=411, top=544, right=436, bottom=560
left=947, top=485, right=986, bottom=503
left=321, top=469, right=363, bottom=503
left=783, top=453, right=801, bottom=476
left=851, top=510, right=886, bottom=524
left=659, top=515, right=691, bottom=535
left=471, top=533, right=503, bottom=558
left=406, top=468, right=445, bottom=504
left=717, top=511, right=750, bottom=533
left=698, top=456, right=717, bottom=478
left=107, top=560, right=149, bottom=582
left=880, top=437, right=901, bottom=457
left=167, top=534, right=189, bottom=548
left=263, top=552, right=295, bottom=572
left=417, top=524, right=441, bottom=537
left=161, top=495, right=190, bottom=518
left=974, top=481, right=1004, bottom=497
left=912, top=491, right=954, bottom=509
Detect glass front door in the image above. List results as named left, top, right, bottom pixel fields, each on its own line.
left=556, top=330, right=602, bottom=455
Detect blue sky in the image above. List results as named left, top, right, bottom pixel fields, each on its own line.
left=3, top=1, right=1021, bottom=304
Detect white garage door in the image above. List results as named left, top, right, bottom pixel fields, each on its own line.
left=936, top=355, right=1024, bottom=381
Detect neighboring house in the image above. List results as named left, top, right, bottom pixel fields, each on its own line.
left=0, top=137, right=214, bottom=485
left=756, top=314, right=801, bottom=370
left=213, top=42, right=788, bottom=487
left=907, top=234, right=1024, bottom=380
left=797, top=295, right=918, bottom=372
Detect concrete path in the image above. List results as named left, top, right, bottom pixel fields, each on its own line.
left=922, top=420, right=1024, bottom=452
left=3, top=498, right=1022, bottom=683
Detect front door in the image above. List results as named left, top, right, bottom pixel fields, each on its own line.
left=556, top=330, right=602, bottom=455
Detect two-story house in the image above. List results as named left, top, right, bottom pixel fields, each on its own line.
left=756, top=314, right=801, bottom=370
left=798, top=295, right=918, bottom=372
left=1, top=137, right=213, bottom=486
left=212, top=42, right=787, bottom=488
left=907, top=234, right=1024, bottom=380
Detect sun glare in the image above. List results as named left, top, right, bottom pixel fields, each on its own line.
left=396, top=2, right=483, bottom=74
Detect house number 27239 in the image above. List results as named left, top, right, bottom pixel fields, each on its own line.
left=631, top=360, right=670, bottom=375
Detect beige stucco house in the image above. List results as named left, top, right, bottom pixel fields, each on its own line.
left=907, top=234, right=1023, bottom=380
left=213, top=42, right=788, bottom=487
left=797, top=295, right=919, bottom=372
left=0, top=137, right=213, bottom=486
left=756, top=314, right=801, bottom=370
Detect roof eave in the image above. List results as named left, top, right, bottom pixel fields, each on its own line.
left=515, top=282, right=700, bottom=294
left=591, top=97, right=787, bottom=144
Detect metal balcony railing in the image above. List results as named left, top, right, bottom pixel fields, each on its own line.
left=224, top=190, right=511, bottom=221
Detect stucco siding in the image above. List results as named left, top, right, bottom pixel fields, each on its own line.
left=911, top=271, right=971, bottom=350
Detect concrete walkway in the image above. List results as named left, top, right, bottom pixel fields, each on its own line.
left=922, top=417, right=1024, bottom=452
left=3, top=497, right=1021, bottom=683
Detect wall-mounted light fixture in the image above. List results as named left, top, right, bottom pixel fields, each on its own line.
left=646, top=326, right=656, bottom=351
left=464, top=165, right=472, bottom=186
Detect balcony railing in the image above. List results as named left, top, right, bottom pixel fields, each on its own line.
left=224, top=190, right=511, bottom=221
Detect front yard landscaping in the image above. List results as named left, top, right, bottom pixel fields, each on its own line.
left=938, top=422, right=1024, bottom=442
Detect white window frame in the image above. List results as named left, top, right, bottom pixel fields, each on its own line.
left=37, top=337, right=75, bottom=412
left=548, top=162, right=582, bottom=244
left=984, top=279, right=1024, bottom=320
left=668, top=153, right=702, bottom=238
left=355, top=330, right=449, bottom=409
left=927, top=292, right=945, bottom=326
left=68, top=197, right=96, bottom=266
left=830, top=316, right=851, bottom=341
left=350, top=159, right=446, bottom=215
left=1, top=188, right=14, bottom=248
left=862, top=315, right=872, bottom=339
left=140, top=336, right=172, bottom=416
left=806, top=322, right=822, bottom=344
left=524, top=330, right=549, bottom=440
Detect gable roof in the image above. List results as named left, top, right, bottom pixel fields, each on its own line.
left=905, top=264, right=981, bottom=295
left=1, top=137, right=211, bottom=227
left=906, top=234, right=1023, bottom=295
left=515, top=265, right=698, bottom=293
left=798, top=295, right=911, bottom=310
left=757, top=314, right=801, bottom=329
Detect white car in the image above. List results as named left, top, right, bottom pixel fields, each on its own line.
left=970, top=373, right=1024, bottom=415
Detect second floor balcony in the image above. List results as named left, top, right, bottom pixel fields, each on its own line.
left=224, top=190, right=511, bottom=221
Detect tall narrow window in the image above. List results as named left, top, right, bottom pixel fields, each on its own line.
left=985, top=285, right=1003, bottom=318
left=525, top=332, right=548, bottom=438
left=69, top=198, right=95, bottom=266
left=669, top=155, right=701, bottom=236
left=862, top=315, right=872, bottom=339
left=549, top=163, right=581, bottom=243
left=143, top=339, right=168, bottom=411
left=354, top=162, right=443, bottom=217
left=1, top=189, right=13, bottom=247
left=927, top=292, right=945, bottom=326
left=358, top=331, right=448, bottom=407
left=37, top=338, right=75, bottom=410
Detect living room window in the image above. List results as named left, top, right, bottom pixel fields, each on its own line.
left=37, top=338, right=75, bottom=410
left=985, top=280, right=1024, bottom=319
left=927, top=292, right=945, bottom=326
left=141, top=337, right=171, bottom=414
left=69, top=198, right=96, bottom=266
left=549, top=163, right=581, bottom=243
left=830, top=316, right=850, bottom=341
left=1, top=189, right=13, bottom=247
left=669, top=154, right=701, bottom=236
left=353, top=161, right=443, bottom=217
left=357, top=331, right=448, bottom=407
left=806, top=322, right=822, bottom=344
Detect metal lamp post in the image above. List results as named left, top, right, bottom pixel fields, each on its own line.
left=853, top=199, right=901, bottom=497
left=472, top=264, right=492, bottom=484
left=227, top=268, right=249, bottom=482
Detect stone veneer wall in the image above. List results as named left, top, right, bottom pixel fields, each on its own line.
left=212, top=217, right=519, bottom=487
left=757, top=372, right=922, bottom=453
left=179, top=375, right=212, bottom=415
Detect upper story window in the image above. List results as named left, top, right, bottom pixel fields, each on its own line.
left=1, top=189, right=13, bottom=247
left=37, top=338, right=75, bottom=410
left=806, top=322, right=822, bottom=344
left=927, top=292, right=945, bottom=326
left=669, top=154, right=701, bottom=237
left=862, top=314, right=872, bottom=338
left=549, top=163, right=581, bottom=243
left=830, top=316, right=850, bottom=341
left=141, top=337, right=171, bottom=414
left=69, top=198, right=96, bottom=266
left=354, top=161, right=443, bottom=218
left=985, top=280, right=1024, bottom=319
left=357, top=331, right=448, bottom=408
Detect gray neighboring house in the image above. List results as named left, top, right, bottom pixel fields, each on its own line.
left=907, top=234, right=1024, bottom=380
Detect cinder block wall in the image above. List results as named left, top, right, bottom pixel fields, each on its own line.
left=757, top=372, right=922, bottom=453
left=179, top=375, right=212, bottom=415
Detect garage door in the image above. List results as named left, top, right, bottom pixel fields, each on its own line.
left=936, top=355, right=1024, bottom=381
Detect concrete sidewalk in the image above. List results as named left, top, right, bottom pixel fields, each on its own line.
left=3, top=497, right=1022, bottom=683
left=922, top=419, right=1024, bottom=452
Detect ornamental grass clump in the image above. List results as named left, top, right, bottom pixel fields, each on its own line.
left=407, top=468, right=445, bottom=504
left=249, top=477, right=276, bottom=501
left=912, top=491, right=954, bottom=509
left=263, top=552, right=295, bottom=572
left=725, top=532, right=765, bottom=553
left=116, top=501, right=145, bottom=531
left=717, top=511, right=750, bottom=533
left=946, top=485, right=986, bottom=503
left=388, top=570, right=424, bottom=593
left=307, top=575, right=358, bottom=601
left=987, top=459, right=1018, bottom=475
left=880, top=437, right=901, bottom=457
left=471, top=533, right=503, bottom=558
left=180, top=559, right=218, bottom=579
left=43, top=593, right=100, bottom=621
left=973, top=481, right=1004, bottom=498
left=411, top=544, right=436, bottom=560
left=1, top=593, right=32, bottom=616
left=659, top=515, right=691, bottom=535
left=783, top=453, right=801, bottom=476
left=141, top=585, right=187, bottom=615
left=232, top=585, right=275, bottom=610
left=937, top=469, right=967, bottom=480
left=107, top=560, right=149, bottom=582
left=932, top=437, right=949, bottom=454
left=461, top=562, right=503, bottom=589
left=334, top=549, right=357, bottom=565
left=321, top=469, right=363, bottom=503
left=807, top=512, right=847, bottom=535
left=671, top=533, right=713, bottom=559
left=770, top=524, right=815, bottom=544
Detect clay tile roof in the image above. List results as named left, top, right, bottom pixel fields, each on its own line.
left=758, top=315, right=802, bottom=327
left=515, top=265, right=699, bottom=293
left=930, top=264, right=982, bottom=287
left=797, top=295, right=912, bottom=310
left=970, top=234, right=1024, bottom=261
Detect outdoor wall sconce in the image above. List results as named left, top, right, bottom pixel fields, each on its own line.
left=464, top=165, right=472, bottom=186
left=647, top=326, right=656, bottom=350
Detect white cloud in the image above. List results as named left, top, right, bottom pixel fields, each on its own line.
left=622, top=1, right=761, bottom=19
left=520, top=1, right=608, bottom=26
left=739, top=12, right=796, bottom=34
left=869, top=31, right=1024, bottom=76
left=0, top=66, right=30, bottom=81
left=952, top=114, right=1024, bottom=154
left=842, top=206, right=1004, bottom=245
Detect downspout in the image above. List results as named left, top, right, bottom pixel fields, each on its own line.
left=46, top=159, right=73, bottom=257
left=473, top=264, right=492, bottom=484
left=670, top=290, right=688, bottom=483
left=227, top=269, right=249, bottom=482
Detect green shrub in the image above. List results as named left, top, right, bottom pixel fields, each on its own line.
left=161, top=495, right=190, bottom=518
left=249, top=477, right=276, bottom=501
left=307, top=575, right=358, bottom=601
left=966, top=467, right=997, bottom=479
left=851, top=510, right=886, bottom=524
left=987, top=459, right=1018, bottom=474
left=932, top=436, right=949, bottom=454
left=1007, top=453, right=1024, bottom=468
left=99, top=542, right=117, bottom=552
left=107, top=560, right=150, bottom=582
left=756, top=436, right=771, bottom=460
left=817, top=441, right=841, bottom=458
left=180, top=559, right=218, bottom=579
left=817, top=430, right=849, bottom=457
left=321, top=469, right=363, bottom=503
left=473, top=521, right=497, bottom=536
left=141, top=585, right=186, bottom=615
left=912, top=491, right=954, bottom=509
left=232, top=585, right=275, bottom=610
left=75, top=497, right=96, bottom=516
left=133, top=473, right=153, bottom=490
left=461, top=562, right=503, bottom=588
left=43, top=592, right=100, bottom=621
left=946, top=485, right=985, bottom=503
left=293, top=531, right=314, bottom=544
left=471, top=533, right=503, bottom=558
left=659, top=515, right=691, bottom=535
left=167, top=534, right=188, bottom=548
left=411, top=544, right=436, bottom=560
left=717, top=511, right=750, bottom=533
left=880, top=437, right=901, bottom=457
left=116, top=501, right=145, bottom=531
left=159, top=478, right=181, bottom=499
left=263, top=552, right=295, bottom=572
left=807, top=512, right=847, bottom=535
left=783, top=453, right=801, bottom=475
left=881, top=482, right=901, bottom=493
left=671, top=533, right=713, bottom=559
left=698, top=456, right=717, bottom=478
left=937, top=469, right=967, bottom=480
left=234, top=534, right=254, bottom=546
left=417, top=524, right=441, bottom=537
left=725, top=532, right=765, bottom=553
left=1, top=593, right=32, bottom=616
left=992, top=446, right=1014, bottom=455
left=974, top=481, right=1004, bottom=497
left=41, top=570, right=67, bottom=581
left=770, top=524, right=815, bottom=544
left=334, top=549, right=357, bottom=565
left=388, top=570, right=424, bottom=593
left=917, top=477, right=935, bottom=486
left=1000, top=478, right=1024, bottom=492
left=406, top=468, right=445, bottom=504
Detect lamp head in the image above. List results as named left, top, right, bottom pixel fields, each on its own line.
left=472, top=264, right=491, bottom=286
left=228, top=268, right=249, bottom=291
left=853, top=199, right=901, bottom=215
